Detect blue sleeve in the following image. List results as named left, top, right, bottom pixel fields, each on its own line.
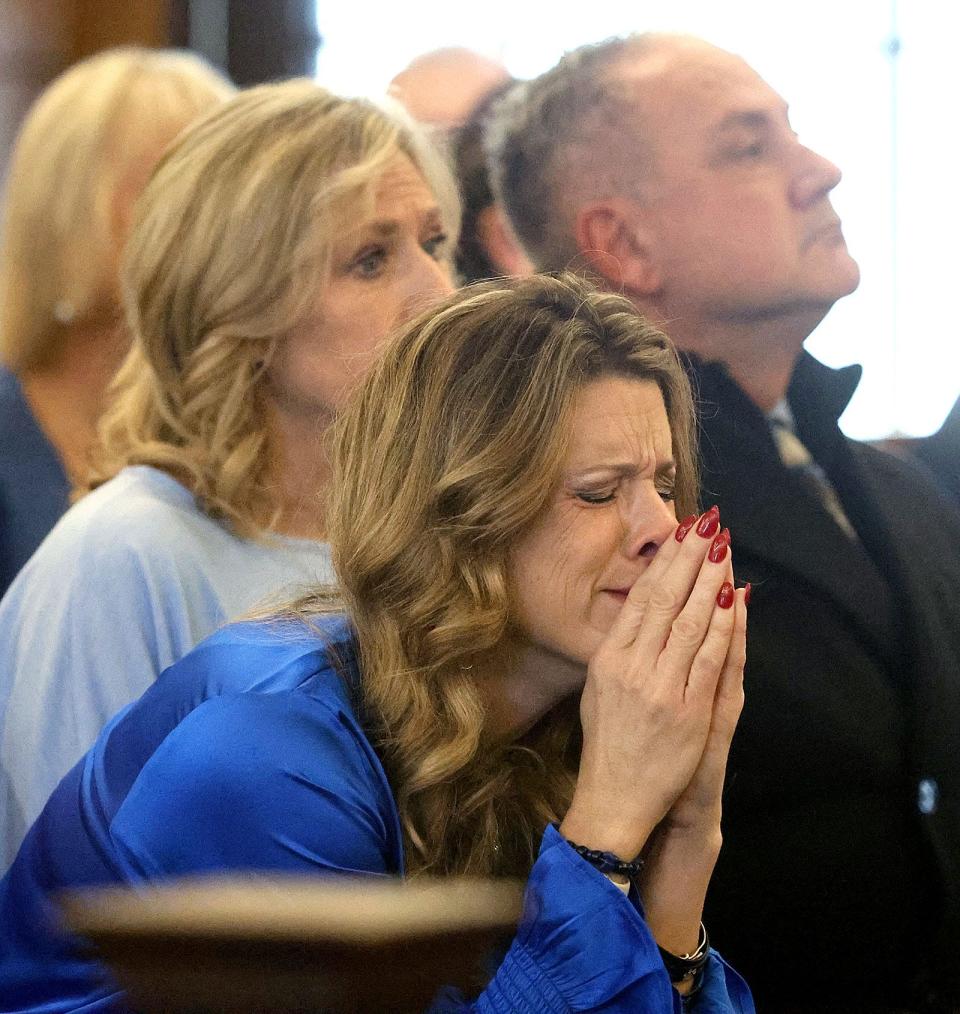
left=434, top=826, right=755, bottom=1014
left=109, top=691, right=401, bottom=878
left=108, top=696, right=750, bottom=1012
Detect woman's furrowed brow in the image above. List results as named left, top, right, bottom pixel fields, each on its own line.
left=565, top=458, right=676, bottom=481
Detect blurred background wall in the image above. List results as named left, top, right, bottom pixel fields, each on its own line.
left=0, top=0, right=319, bottom=183
left=0, top=0, right=169, bottom=180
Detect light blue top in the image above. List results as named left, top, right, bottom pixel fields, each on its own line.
left=0, top=617, right=754, bottom=1012
left=0, top=465, right=332, bottom=869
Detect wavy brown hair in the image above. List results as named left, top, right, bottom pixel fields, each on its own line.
left=307, top=272, right=697, bottom=877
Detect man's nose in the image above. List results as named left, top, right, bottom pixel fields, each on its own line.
left=789, top=143, right=843, bottom=208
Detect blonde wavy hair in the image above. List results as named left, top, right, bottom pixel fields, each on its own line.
left=0, top=47, right=233, bottom=372
left=304, top=271, right=698, bottom=878
left=85, top=80, right=460, bottom=536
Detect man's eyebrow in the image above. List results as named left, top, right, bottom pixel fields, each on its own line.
left=713, top=102, right=790, bottom=134
left=714, top=111, right=772, bottom=133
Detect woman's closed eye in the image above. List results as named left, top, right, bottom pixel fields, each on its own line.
left=574, top=488, right=617, bottom=505
left=656, top=483, right=676, bottom=504
left=574, top=481, right=675, bottom=506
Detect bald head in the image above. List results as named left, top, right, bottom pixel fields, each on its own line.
left=389, top=48, right=511, bottom=129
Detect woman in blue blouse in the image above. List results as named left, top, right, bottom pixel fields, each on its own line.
left=0, top=273, right=754, bottom=1012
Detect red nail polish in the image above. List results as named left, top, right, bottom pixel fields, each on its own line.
left=696, top=505, right=720, bottom=539
left=675, top=515, right=698, bottom=543
left=744, top=582, right=752, bottom=606
left=708, top=528, right=730, bottom=563
left=717, top=581, right=734, bottom=609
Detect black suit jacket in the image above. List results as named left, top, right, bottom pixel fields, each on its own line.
left=689, top=352, right=960, bottom=1012
left=914, top=394, right=960, bottom=508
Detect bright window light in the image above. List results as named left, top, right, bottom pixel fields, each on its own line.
left=315, top=0, right=957, bottom=440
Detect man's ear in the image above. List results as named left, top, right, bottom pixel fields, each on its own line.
left=574, top=200, right=661, bottom=297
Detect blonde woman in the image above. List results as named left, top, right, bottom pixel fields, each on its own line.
left=1, top=274, right=753, bottom=1011
left=0, top=47, right=233, bottom=596
left=0, top=80, right=457, bottom=868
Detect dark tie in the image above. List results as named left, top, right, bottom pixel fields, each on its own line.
left=770, top=418, right=857, bottom=539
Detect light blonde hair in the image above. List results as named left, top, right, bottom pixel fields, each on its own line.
left=86, top=80, right=460, bottom=537
left=302, top=272, right=698, bottom=878
left=0, top=47, right=233, bottom=372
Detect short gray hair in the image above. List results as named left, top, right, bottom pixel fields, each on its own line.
left=487, top=34, right=667, bottom=271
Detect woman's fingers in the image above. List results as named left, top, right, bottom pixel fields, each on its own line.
left=711, top=586, right=747, bottom=731
left=605, top=508, right=721, bottom=650
left=652, top=587, right=746, bottom=832
left=679, top=570, right=738, bottom=703
left=631, top=519, right=731, bottom=676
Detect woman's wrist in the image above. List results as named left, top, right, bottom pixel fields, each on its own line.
left=637, top=824, right=721, bottom=956
left=558, top=798, right=659, bottom=861
left=656, top=801, right=724, bottom=839
left=649, top=821, right=723, bottom=859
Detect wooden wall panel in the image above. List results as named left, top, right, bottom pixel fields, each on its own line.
left=0, top=0, right=320, bottom=178
left=71, top=0, right=171, bottom=61
left=0, top=0, right=71, bottom=181
left=0, top=0, right=173, bottom=182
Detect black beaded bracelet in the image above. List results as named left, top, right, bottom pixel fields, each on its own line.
left=658, top=922, right=710, bottom=990
left=564, top=839, right=645, bottom=879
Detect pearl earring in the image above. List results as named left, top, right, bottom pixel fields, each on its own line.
left=53, top=300, right=76, bottom=324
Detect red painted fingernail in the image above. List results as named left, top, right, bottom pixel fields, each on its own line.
left=717, top=581, right=734, bottom=609
left=675, top=515, right=698, bottom=542
left=744, top=582, right=752, bottom=606
left=708, top=528, right=730, bottom=563
left=696, top=505, right=720, bottom=539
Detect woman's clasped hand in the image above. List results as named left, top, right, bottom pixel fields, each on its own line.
left=563, top=505, right=747, bottom=957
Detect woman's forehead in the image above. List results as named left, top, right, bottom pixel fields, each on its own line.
left=564, top=377, right=672, bottom=469
left=333, top=154, right=441, bottom=240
